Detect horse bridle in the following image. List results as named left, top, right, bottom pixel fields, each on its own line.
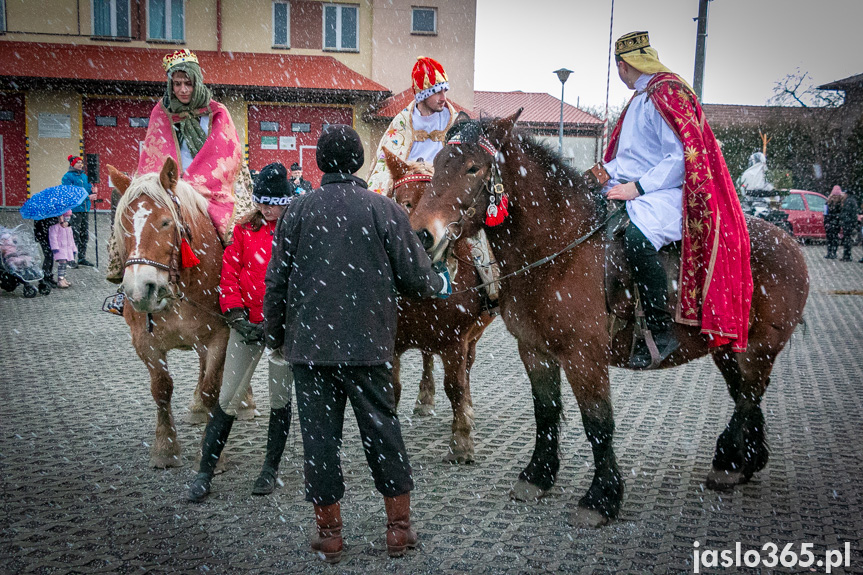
left=123, top=188, right=192, bottom=299
left=441, top=133, right=506, bottom=241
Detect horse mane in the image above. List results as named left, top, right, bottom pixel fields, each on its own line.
left=404, top=159, right=434, bottom=177
left=113, top=172, right=210, bottom=263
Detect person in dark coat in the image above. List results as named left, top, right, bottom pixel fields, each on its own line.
left=263, top=124, right=450, bottom=563
left=289, top=162, right=313, bottom=194
left=839, top=189, right=859, bottom=261
left=824, top=185, right=845, bottom=259
left=33, top=217, right=59, bottom=294
left=62, top=155, right=98, bottom=267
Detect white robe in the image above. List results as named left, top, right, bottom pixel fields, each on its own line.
left=604, top=74, right=685, bottom=251
left=408, top=105, right=451, bottom=163
left=177, top=116, right=210, bottom=172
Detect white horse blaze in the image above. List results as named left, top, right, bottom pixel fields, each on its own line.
left=129, top=202, right=152, bottom=259
left=123, top=201, right=168, bottom=312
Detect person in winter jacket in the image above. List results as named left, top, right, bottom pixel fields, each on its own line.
left=289, top=163, right=313, bottom=194
left=840, top=189, right=860, bottom=261
left=824, top=185, right=845, bottom=259
left=263, top=125, right=451, bottom=563
left=48, top=211, right=77, bottom=288
left=187, top=163, right=294, bottom=503
left=62, top=155, right=98, bottom=268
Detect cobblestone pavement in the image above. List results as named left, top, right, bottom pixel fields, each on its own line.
left=1, top=213, right=862, bottom=574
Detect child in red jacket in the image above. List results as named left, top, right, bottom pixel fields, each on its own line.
left=189, top=163, right=294, bottom=502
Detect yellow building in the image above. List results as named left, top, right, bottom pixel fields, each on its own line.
left=0, top=0, right=476, bottom=206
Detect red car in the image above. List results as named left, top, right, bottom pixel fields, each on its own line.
left=779, top=189, right=827, bottom=240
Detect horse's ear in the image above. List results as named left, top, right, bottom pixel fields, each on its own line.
left=107, top=164, right=131, bottom=196
left=383, top=148, right=409, bottom=186
left=455, top=111, right=471, bottom=123
left=487, top=108, right=524, bottom=147
left=160, top=157, right=179, bottom=192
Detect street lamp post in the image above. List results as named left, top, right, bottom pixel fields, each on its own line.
left=554, top=68, right=573, bottom=157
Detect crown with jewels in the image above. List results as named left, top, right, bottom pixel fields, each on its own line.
left=162, top=49, right=199, bottom=72
left=615, top=31, right=650, bottom=56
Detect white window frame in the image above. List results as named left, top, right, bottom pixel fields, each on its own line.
left=322, top=3, right=359, bottom=52
left=147, top=0, right=185, bottom=42
left=272, top=0, right=291, bottom=48
left=411, top=6, right=437, bottom=35
left=92, top=0, right=131, bottom=38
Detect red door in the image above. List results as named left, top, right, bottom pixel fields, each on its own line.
left=0, top=94, right=27, bottom=206
left=83, top=97, right=158, bottom=210
left=247, top=104, right=353, bottom=188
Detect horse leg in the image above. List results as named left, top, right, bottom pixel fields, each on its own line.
left=393, top=352, right=403, bottom=407
left=440, top=347, right=475, bottom=464
left=186, top=365, right=210, bottom=425
left=510, top=344, right=562, bottom=501
left=236, top=383, right=257, bottom=421
left=414, top=351, right=437, bottom=416
left=562, top=358, right=623, bottom=527
left=707, top=345, right=776, bottom=490
left=141, top=350, right=182, bottom=468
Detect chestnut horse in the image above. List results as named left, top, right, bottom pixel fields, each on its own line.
left=410, top=113, right=809, bottom=526
left=385, top=149, right=495, bottom=463
left=110, top=159, right=229, bottom=468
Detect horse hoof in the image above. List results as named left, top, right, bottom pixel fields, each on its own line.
left=185, top=410, right=209, bottom=425
left=150, top=454, right=182, bottom=469
left=705, top=467, right=746, bottom=490
left=568, top=507, right=610, bottom=528
left=413, top=403, right=435, bottom=417
left=444, top=450, right=475, bottom=465
left=235, top=407, right=258, bottom=421
left=509, top=480, right=547, bottom=501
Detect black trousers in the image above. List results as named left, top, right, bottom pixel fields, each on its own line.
left=624, top=224, right=671, bottom=329
left=33, top=219, right=54, bottom=280
left=293, top=363, right=413, bottom=506
left=70, top=211, right=88, bottom=260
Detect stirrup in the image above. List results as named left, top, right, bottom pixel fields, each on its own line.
left=102, top=290, right=126, bottom=316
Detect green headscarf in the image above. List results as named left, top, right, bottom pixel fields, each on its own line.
left=164, top=61, right=213, bottom=159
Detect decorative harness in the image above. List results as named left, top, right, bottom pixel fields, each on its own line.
left=392, top=173, right=432, bottom=190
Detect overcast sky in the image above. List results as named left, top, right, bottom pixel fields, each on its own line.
left=474, top=0, right=859, bottom=112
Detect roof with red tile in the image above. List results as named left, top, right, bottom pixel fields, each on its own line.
left=0, top=41, right=389, bottom=95
left=474, top=91, right=602, bottom=126
left=369, top=87, right=471, bottom=119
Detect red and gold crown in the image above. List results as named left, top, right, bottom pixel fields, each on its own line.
left=162, top=49, right=199, bottom=72
left=412, top=56, right=449, bottom=102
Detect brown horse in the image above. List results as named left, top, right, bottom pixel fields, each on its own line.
left=410, top=112, right=809, bottom=526
left=385, top=149, right=495, bottom=463
left=109, top=159, right=229, bottom=468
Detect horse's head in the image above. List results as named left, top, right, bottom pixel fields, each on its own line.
left=411, top=110, right=522, bottom=262
left=111, top=158, right=207, bottom=313
left=384, top=148, right=433, bottom=214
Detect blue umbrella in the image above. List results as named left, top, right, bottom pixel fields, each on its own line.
left=19, top=185, right=89, bottom=221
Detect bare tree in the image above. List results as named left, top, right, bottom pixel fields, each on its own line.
left=768, top=69, right=843, bottom=108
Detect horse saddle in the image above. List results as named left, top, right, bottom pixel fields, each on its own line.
left=604, top=209, right=681, bottom=328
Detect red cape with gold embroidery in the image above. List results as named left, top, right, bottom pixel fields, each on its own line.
left=604, top=73, right=753, bottom=351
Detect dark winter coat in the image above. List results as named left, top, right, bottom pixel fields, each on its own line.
left=291, top=177, right=314, bottom=195
left=263, top=173, right=443, bottom=365
left=824, top=194, right=844, bottom=233
left=840, top=194, right=859, bottom=235
left=219, top=219, right=277, bottom=324
left=61, top=168, right=93, bottom=212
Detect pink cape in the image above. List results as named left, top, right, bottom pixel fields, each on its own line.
left=138, top=100, right=242, bottom=239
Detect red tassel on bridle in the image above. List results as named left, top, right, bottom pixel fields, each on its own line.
left=485, top=193, right=509, bottom=226
left=180, top=237, right=200, bottom=268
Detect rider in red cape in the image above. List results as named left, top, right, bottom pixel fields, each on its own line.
left=604, top=31, right=752, bottom=357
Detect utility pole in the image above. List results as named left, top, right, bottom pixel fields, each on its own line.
left=692, top=0, right=710, bottom=101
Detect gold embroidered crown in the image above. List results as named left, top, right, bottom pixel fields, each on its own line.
left=615, top=31, right=650, bottom=56
left=162, top=49, right=199, bottom=72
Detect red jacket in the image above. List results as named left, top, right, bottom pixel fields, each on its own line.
left=219, top=219, right=276, bottom=324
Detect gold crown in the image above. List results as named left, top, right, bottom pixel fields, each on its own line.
left=615, top=31, right=650, bottom=56
left=162, top=49, right=199, bottom=72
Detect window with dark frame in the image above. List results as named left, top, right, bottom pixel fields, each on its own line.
left=148, top=0, right=185, bottom=42
left=323, top=4, right=359, bottom=51
left=291, top=123, right=311, bottom=133
left=411, top=7, right=437, bottom=35
left=260, top=121, right=280, bottom=132
left=93, top=0, right=130, bottom=38
left=273, top=1, right=290, bottom=47
left=129, top=117, right=149, bottom=128
left=95, top=116, right=118, bottom=127
left=0, top=111, right=13, bottom=121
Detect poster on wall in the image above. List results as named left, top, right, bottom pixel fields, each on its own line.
left=38, top=114, right=72, bottom=138
left=261, top=136, right=278, bottom=150
left=279, top=136, right=296, bottom=150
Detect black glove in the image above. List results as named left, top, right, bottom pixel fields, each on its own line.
left=225, top=308, right=264, bottom=344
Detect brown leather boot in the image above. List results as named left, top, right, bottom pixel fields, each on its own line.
left=310, top=503, right=343, bottom=563
left=384, top=493, right=418, bottom=557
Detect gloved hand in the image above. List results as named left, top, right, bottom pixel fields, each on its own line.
left=432, top=261, right=452, bottom=299
left=225, top=308, right=264, bottom=344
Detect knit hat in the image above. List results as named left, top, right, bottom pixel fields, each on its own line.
left=316, top=125, right=365, bottom=174
left=68, top=154, right=82, bottom=167
left=252, top=163, right=292, bottom=205
left=412, top=56, right=449, bottom=104
left=290, top=163, right=301, bottom=171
